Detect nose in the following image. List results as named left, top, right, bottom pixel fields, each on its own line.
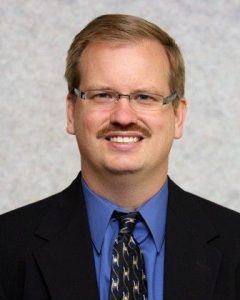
left=109, top=97, right=138, bottom=126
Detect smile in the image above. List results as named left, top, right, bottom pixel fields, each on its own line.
left=107, top=136, right=142, bottom=143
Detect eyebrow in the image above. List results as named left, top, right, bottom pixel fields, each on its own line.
left=81, top=85, right=164, bottom=95
left=81, top=85, right=114, bottom=91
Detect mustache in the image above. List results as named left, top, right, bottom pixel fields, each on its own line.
left=97, top=124, right=151, bottom=138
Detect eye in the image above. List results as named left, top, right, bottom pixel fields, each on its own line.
left=88, top=91, right=115, bottom=101
left=134, top=93, right=157, bottom=102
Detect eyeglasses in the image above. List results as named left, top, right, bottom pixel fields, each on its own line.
left=73, top=88, right=177, bottom=111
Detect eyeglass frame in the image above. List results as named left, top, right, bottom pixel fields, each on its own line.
left=72, top=88, right=177, bottom=107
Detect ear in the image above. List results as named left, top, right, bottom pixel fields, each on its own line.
left=174, top=97, right=187, bottom=139
left=66, top=94, right=76, bottom=135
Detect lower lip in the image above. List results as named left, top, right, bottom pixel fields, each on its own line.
left=106, top=139, right=143, bottom=151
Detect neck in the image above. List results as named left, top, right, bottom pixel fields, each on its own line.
left=81, top=166, right=168, bottom=210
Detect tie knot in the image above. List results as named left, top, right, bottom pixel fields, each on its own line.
left=113, top=211, right=140, bottom=235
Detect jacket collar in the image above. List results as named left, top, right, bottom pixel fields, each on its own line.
left=31, top=174, right=222, bottom=300
left=33, top=174, right=99, bottom=300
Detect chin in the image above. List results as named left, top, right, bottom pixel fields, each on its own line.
left=103, top=164, right=143, bottom=176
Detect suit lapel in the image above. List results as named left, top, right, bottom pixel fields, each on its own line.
left=27, top=175, right=222, bottom=299
left=164, top=180, right=222, bottom=300
left=32, top=175, right=99, bottom=300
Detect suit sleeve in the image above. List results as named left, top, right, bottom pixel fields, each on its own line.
left=236, top=263, right=240, bottom=300
left=0, top=284, right=7, bottom=300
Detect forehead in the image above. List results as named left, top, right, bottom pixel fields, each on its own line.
left=78, top=39, right=170, bottom=91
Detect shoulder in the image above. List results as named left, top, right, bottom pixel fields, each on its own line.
left=0, top=191, right=62, bottom=230
left=0, top=191, right=64, bottom=254
left=0, top=174, right=83, bottom=237
left=168, top=178, right=240, bottom=233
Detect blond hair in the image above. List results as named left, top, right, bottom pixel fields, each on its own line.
left=65, top=14, right=185, bottom=103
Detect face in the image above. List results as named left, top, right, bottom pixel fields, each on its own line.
left=67, top=39, right=187, bottom=180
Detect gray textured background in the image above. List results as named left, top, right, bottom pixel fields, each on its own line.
left=1, top=0, right=240, bottom=214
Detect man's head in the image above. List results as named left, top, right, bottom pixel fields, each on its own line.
left=65, top=14, right=185, bottom=106
left=65, top=14, right=187, bottom=191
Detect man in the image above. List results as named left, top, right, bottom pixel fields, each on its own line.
left=0, top=14, right=240, bottom=300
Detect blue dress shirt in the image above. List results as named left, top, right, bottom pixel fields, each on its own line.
left=81, top=178, right=168, bottom=300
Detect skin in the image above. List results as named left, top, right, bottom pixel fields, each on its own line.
left=66, top=39, right=187, bottom=210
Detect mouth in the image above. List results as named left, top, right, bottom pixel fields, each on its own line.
left=106, top=136, right=143, bottom=144
left=97, top=125, right=151, bottom=145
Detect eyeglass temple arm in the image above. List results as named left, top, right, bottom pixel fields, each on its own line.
left=163, top=93, right=177, bottom=104
left=73, top=88, right=86, bottom=98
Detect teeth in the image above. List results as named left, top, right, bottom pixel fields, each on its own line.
left=109, top=136, right=140, bottom=143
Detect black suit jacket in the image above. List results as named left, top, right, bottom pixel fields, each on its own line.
left=0, top=174, right=240, bottom=300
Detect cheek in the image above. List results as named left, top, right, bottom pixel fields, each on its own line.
left=72, top=107, right=90, bottom=139
left=74, top=108, right=108, bottom=137
left=150, top=112, right=176, bottom=142
left=146, top=110, right=172, bottom=130
left=73, top=111, right=97, bottom=155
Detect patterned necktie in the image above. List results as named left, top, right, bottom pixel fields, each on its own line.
left=110, top=211, right=148, bottom=300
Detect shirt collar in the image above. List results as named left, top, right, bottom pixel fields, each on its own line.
left=81, top=178, right=116, bottom=254
left=81, top=177, right=168, bottom=254
left=138, top=180, right=168, bottom=253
